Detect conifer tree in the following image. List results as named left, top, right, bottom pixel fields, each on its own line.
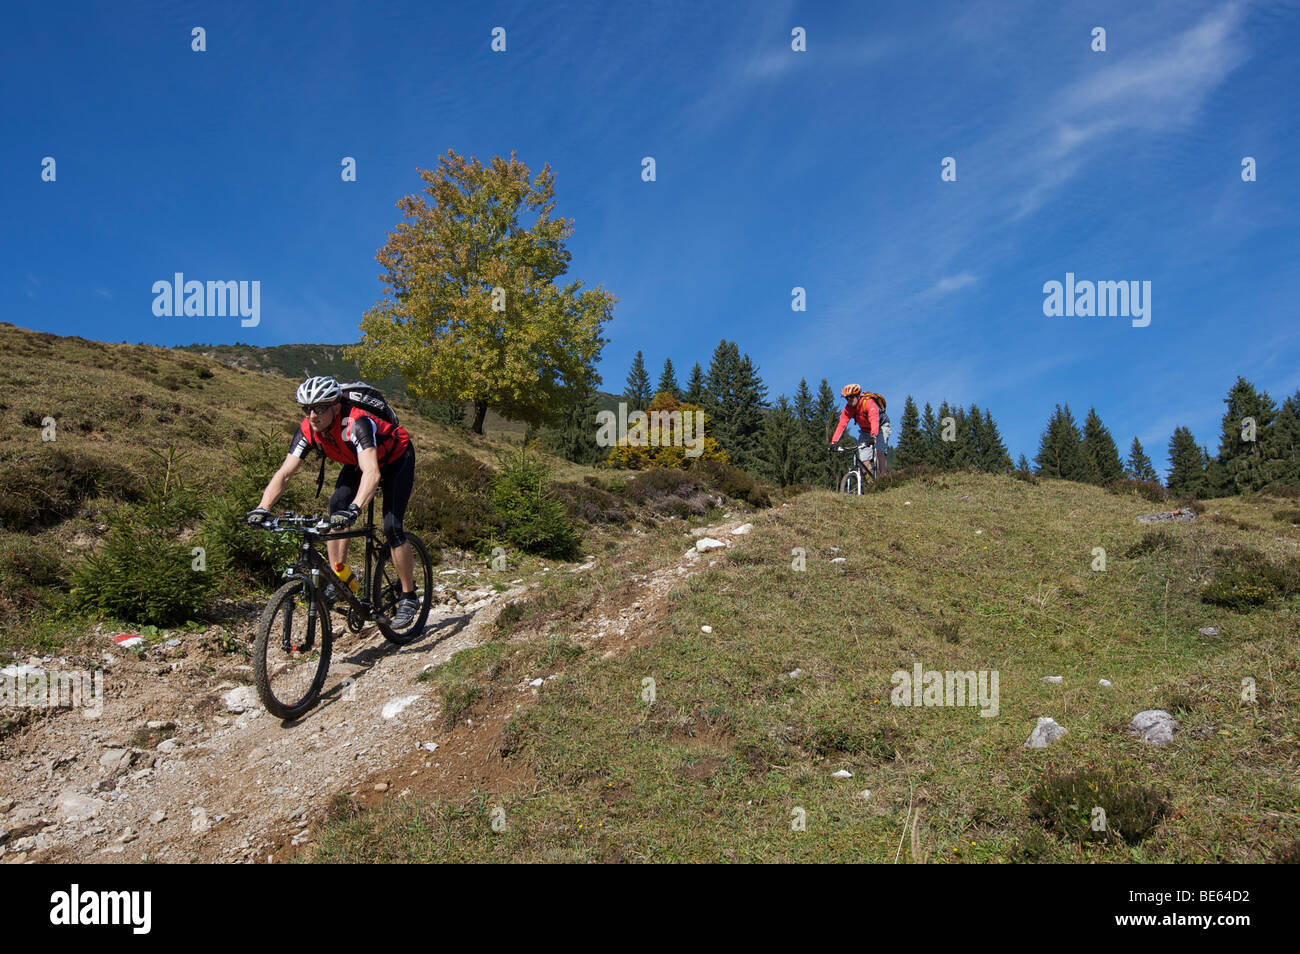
left=1273, top=390, right=1300, bottom=486
left=656, top=358, right=682, bottom=401
left=894, top=396, right=924, bottom=469
left=951, top=404, right=978, bottom=469
left=934, top=401, right=957, bottom=469
left=1081, top=407, right=1124, bottom=485
left=1017, top=453, right=1031, bottom=473
left=920, top=402, right=940, bottom=468
left=812, top=379, right=840, bottom=488
left=729, top=351, right=770, bottom=474
left=1034, top=404, right=1088, bottom=480
left=1215, top=377, right=1287, bottom=493
left=792, top=378, right=818, bottom=484
left=1125, top=437, right=1158, bottom=482
left=623, top=350, right=651, bottom=409
left=759, top=395, right=803, bottom=487
left=540, top=381, right=606, bottom=465
left=1166, top=426, right=1207, bottom=496
left=980, top=408, right=1012, bottom=473
left=684, top=362, right=707, bottom=405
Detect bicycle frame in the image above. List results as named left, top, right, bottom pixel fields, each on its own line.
left=276, top=499, right=392, bottom=626
left=835, top=443, right=875, bottom=494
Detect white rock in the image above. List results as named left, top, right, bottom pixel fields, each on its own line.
left=700, top=625, right=713, bottom=634
left=157, top=738, right=180, bottom=754
left=787, top=668, right=803, bottom=679
left=1130, top=709, right=1179, bottom=746
left=56, top=791, right=103, bottom=822
left=830, top=557, right=846, bottom=564
left=147, top=810, right=166, bottom=825
left=832, top=769, right=853, bottom=779
left=1024, top=717, right=1067, bottom=749
left=858, top=789, right=872, bottom=800
left=99, top=748, right=131, bottom=773
left=1040, top=675, right=1063, bottom=684
left=222, top=686, right=260, bottom=714
left=731, top=523, right=753, bottom=535
left=695, top=537, right=728, bottom=553
left=381, top=696, right=420, bottom=720
left=975, top=529, right=983, bottom=535
left=904, top=501, right=912, bottom=506
left=528, top=678, right=544, bottom=688
left=190, top=807, right=209, bottom=833
left=421, top=742, right=439, bottom=752
left=1198, top=627, right=1220, bottom=637
left=1099, top=679, right=1112, bottom=688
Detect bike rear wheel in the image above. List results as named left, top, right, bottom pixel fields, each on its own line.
left=253, top=575, right=333, bottom=720
left=372, top=531, right=434, bottom=646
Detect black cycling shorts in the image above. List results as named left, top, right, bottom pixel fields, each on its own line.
left=328, top=445, right=415, bottom=547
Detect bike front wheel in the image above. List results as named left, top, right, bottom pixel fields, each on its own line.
left=839, top=470, right=863, bottom=495
left=372, top=531, right=434, bottom=646
left=253, top=575, right=333, bottom=720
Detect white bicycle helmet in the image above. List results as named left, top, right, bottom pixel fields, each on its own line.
left=296, top=375, right=341, bottom=405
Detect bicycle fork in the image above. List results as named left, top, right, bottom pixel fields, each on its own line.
left=280, top=567, right=320, bottom=654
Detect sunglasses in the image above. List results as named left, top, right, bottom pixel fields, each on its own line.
left=301, top=403, right=335, bottom=415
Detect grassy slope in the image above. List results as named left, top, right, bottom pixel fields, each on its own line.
left=313, top=472, right=1300, bottom=862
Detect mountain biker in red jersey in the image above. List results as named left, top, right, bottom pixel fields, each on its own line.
left=244, top=376, right=421, bottom=628
left=829, top=383, right=890, bottom=476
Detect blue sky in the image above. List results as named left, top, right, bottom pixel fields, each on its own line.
left=5, top=0, right=1298, bottom=472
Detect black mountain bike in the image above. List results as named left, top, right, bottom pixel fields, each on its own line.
left=835, top=442, right=877, bottom=494
left=248, top=499, right=433, bottom=720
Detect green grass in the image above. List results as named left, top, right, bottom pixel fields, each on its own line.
left=312, top=473, right=1300, bottom=863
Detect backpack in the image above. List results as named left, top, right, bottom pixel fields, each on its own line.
left=312, top=382, right=400, bottom=497
left=862, top=391, right=890, bottom=425
left=339, top=381, right=399, bottom=427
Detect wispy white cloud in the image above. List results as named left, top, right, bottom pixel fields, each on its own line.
left=820, top=3, right=1252, bottom=330
left=94, top=288, right=112, bottom=300
left=918, top=272, right=978, bottom=299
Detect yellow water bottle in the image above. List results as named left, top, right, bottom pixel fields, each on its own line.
left=333, top=562, right=360, bottom=595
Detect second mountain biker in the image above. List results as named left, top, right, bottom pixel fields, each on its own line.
left=829, top=383, right=890, bottom=477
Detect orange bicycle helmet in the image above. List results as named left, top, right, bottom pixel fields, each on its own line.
left=841, top=383, right=862, bottom=399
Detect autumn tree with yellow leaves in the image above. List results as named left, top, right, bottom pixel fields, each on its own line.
left=347, top=151, right=616, bottom=435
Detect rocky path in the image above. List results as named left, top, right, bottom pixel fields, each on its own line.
left=1, top=516, right=759, bottom=864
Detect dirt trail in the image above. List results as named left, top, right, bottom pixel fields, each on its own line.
left=1, top=519, right=753, bottom=864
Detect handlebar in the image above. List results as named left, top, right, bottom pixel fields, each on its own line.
left=244, top=513, right=333, bottom=533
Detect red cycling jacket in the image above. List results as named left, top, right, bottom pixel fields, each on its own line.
left=290, top=406, right=411, bottom=467
left=831, top=398, right=880, bottom=444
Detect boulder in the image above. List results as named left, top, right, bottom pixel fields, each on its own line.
left=1136, top=508, right=1196, bottom=525
left=1130, top=709, right=1178, bottom=746
left=1024, top=717, right=1067, bottom=749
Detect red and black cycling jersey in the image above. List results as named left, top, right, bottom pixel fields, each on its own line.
left=288, top=405, right=411, bottom=467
